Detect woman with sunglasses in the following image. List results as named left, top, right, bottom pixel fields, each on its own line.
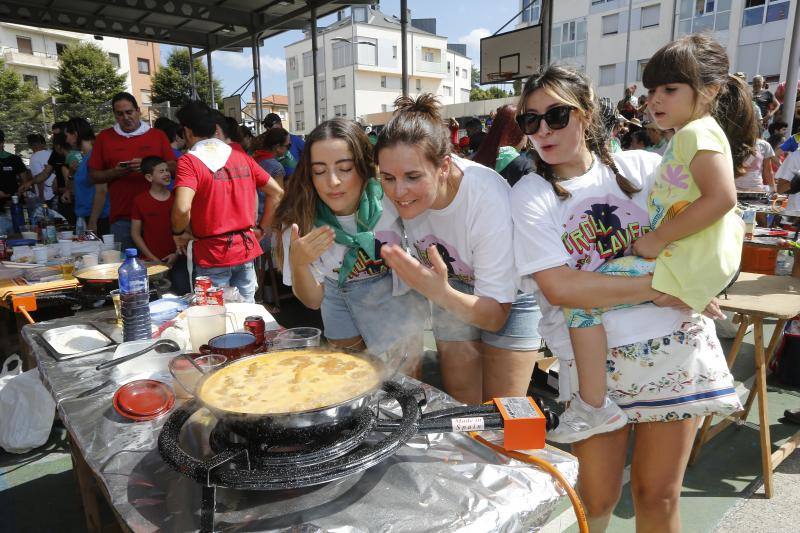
left=511, top=63, right=741, bottom=532
left=377, top=94, right=542, bottom=405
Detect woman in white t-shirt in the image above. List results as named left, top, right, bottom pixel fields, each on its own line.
left=511, top=65, right=741, bottom=532
left=736, top=138, right=776, bottom=192
left=272, top=119, right=428, bottom=363
left=375, top=94, right=544, bottom=405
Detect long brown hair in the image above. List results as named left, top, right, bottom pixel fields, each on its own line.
left=272, top=118, right=375, bottom=267
left=642, top=33, right=758, bottom=177
left=517, top=64, right=640, bottom=200
left=472, top=104, right=526, bottom=169
left=375, top=94, right=451, bottom=167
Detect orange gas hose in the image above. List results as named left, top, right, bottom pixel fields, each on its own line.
left=17, top=305, right=35, bottom=325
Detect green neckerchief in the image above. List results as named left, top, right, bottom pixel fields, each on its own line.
left=494, top=146, right=520, bottom=173
left=314, top=178, right=383, bottom=287
left=277, top=151, right=296, bottom=171
left=0, top=151, right=13, bottom=159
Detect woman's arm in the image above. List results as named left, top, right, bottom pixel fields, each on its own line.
left=533, top=264, right=660, bottom=309
left=634, top=150, right=736, bottom=258
left=763, top=157, right=776, bottom=192
left=88, top=184, right=107, bottom=231
left=381, top=244, right=511, bottom=332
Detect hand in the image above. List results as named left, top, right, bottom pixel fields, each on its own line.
left=288, top=224, right=334, bottom=266
left=652, top=293, right=691, bottom=312
left=380, top=243, right=450, bottom=301
left=632, top=230, right=667, bottom=259
left=702, top=297, right=725, bottom=320
left=253, top=226, right=269, bottom=241
left=161, top=253, right=178, bottom=268
left=173, top=232, right=192, bottom=255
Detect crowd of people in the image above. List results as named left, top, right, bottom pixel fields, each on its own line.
left=4, top=31, right=800, bottom=532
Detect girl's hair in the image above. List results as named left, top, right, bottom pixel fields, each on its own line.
left=630, top=130, right=653, bottom=149
left=272, top=118, right=375, bottom=267
left=374, top=94, right=451, bottom=167
left=65, top=116, right=95, bottom=143
left=254, top=127, right=290, bottom=151
left=642, top=33, right=758, bottom=177
left=472, top=104, right=526, bottom=169
left=517, top=64, right=640, bottom=199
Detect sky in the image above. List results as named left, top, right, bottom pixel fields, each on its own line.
left=161, top=0, right=521, bottom=103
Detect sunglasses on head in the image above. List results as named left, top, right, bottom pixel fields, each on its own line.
left=515, top=105, right=575, bottom=135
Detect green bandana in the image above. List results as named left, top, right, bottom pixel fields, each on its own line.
left=314, top=178, right=384, bottom=287
left=494, top=146, right=520, bottom=174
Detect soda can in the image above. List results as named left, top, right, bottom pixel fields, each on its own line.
left=193, top=287, right=207, bottom=306
left=207, top=286, right=224, bottom=306
left=195, top=276, right=212, bottom=291
left=244, top=316, right=266, bottom=346
left=193, top=276, right=213, bottom=305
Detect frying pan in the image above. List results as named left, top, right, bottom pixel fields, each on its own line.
left=74, top=262, right=169, bottom=291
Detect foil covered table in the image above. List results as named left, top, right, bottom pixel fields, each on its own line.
left=23, top=309, right=578, bottom=532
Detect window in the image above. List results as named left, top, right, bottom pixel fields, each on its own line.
left=287, top=57, right=297, bottom=71
left=55, top=43, right=68, bottom=56
left=447, top=61, right=451, bottom=73
left=550, top=18, right=587, bottom=60
left=352, top=7, right=368, bottom=23
left=743, top=0, right=789, bottom=27
left=293, top=84, right=303, bottom=106
left=416, top=79, right=422, bottom=91
left=302, top=50, right=324, bottom=77
left=108, top=53, right=120, bottom=69
left=678, top=0, right=731, bottom=35
left=602, top=14, right=619, bottom=35
left=140, top=90, right=152, bottom=105
left=295, top=111, right=304, bottom=132
left=381, top=76, right=387, bottom=88
left=462, top=68, right=468, bottom=79
left=22, top=74, right=38, bottom=86
left=521, top=0, right=541, bottom=23
left=317, top=79, right=326, bottom=102
left=334, top=104, right=347, bottom=117
left=135, top=40, right=149, bottom=46
left=382, top=104, right=389, bottom=112
left=423, top=50, right=434, bottom=62
left=16, top=36, right=32, bottom=54
left=443, top=85, right=452, bottom=96
left=334, top=75, right=346, bottom=89
left=636, top=58, right=649, bottom=81
left=137, top=58, right=150, bottom=74
left=392, top=45, right=397, bottom=59
left=461, top=88, right=471, bottom=101
left=356, top=38, right=377, bottom=66
left=332, top=40, right=353, bottom=68
left=640, top=5, right=660, bottom=28
left=599, top=64, right=617, bottom=86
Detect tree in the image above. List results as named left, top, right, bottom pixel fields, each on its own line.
left=0, top=59, right=50, bottom=150
left=470, top=86, right=511, bottom=102
left=471, top=66, right=481, bottom=89
left=51, top=42, right=127, bottom=129
left=151, top=49, right=223, bottom=108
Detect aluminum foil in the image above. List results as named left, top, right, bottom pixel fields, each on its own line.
left=24, top=309, right=578, bottom=532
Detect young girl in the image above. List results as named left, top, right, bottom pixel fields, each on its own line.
left=511, top=59, right=743, bottom=531
left=376, top=95, right=543, bottom=405
left=272, top=119, right=427, bottom=363
left=549, top=33, right=756, bottom=445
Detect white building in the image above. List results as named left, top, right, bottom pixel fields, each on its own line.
left=518, top=0, right=795, bottom=102
left=284, top=6, right=472, bottom=134
left=0, top=23, right=132, bottom=92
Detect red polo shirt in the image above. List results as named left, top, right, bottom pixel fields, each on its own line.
left=131, top=191, right=176, bottom=260
left=174, top=149, right=270, bottom=268
left=88, top=127, right=175, bottom=223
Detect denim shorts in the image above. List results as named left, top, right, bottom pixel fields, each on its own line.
left=432, top=279, right=543, bottom=351
left=194, top=261, right=258, bottom=303
left=322, top=271, right=430, bottom=356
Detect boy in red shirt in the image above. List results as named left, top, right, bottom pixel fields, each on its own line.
left=131, top=156, right=190, bottom=294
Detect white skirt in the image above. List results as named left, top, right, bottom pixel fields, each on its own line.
left=563, top=316, right=743, bottom=423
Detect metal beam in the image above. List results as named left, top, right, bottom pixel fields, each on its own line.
left=311, top=6, right=320, bottom=126
left=401, top=0, right=408, bottom=97
left=252, top=34, right=264, bottom=135
left=207, top=49, right=216, bottom=109
left=783, top=0, right=800, bottom=133
left=102, top=0, right=255, bottom=28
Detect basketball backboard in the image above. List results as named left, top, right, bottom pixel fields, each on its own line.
left=480, top=24, right=542, bottom=85
left=222, top=95, right=243, bottom=123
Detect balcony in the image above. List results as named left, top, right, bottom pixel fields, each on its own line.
left=1, top=47, right=60, bottom=70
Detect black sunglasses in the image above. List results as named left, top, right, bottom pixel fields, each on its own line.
left=516, top=105, right=575, bottom=135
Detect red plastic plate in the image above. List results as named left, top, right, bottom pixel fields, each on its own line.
left=113, top=379, right=174, bottom=421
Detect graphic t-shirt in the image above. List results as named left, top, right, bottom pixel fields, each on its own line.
left=402, top=155, right=517, bottom=304
left=174, top=149, right=269, bottom=268
left=649, top=116, right=743, bottom=312
left=29, top=149, right=55, bottom=201
left=131, top=191, right=176, bottom=260
left=0, top=153, right=26, bottom=208
left=88, top=127, right=175, bottom=223
left=737, top=138, right=775, bottom=191
left=776, top=150, right=800, bottom=211
left=281, top=196, right=403, bottom=286
left=511, top=150, right=686, bottom=359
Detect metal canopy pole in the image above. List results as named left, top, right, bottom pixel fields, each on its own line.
left=782, top=0, right=800, bottom=133
left=400, top=0, right=409, bottom=97
left=622, top=0, right=634, bottom=92
left=311, top=6, right=320, bottom=126
left=252, top=34, right=263, bottom=134
left=188, top=46, right=198, bottom=100
left=206, top=49, right=216, bottom=109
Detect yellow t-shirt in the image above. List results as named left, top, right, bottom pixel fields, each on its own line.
left=649, top=116, right=743, bottom=312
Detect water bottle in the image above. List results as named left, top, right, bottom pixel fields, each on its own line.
left=118, top=248, right=152, bottom=341
left=10, top=196, right=24, bottom=234
left=75, top=217, right=87, bottom=237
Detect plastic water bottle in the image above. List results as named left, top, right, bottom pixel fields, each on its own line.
left=118, top=248, right=152, bottom=341
left=75, top=217, right=87, bottom=237
left=10, top=196, right=25, bottom=234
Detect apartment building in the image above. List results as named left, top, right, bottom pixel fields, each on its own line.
left=127, top=39, right=160, bottom=117
left=0, top=23, right=132, bottom=92
left=284, top=5, right=472, bottom=134
left=518, top=0, right=795, bottom=101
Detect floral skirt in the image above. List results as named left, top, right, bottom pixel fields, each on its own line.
left=564, top=316, right=743, bottom=423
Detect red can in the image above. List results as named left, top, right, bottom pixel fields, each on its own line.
left=193, top=276, right=213, bottom=305
left=206, top=286, right=224, bottom=306
left=244, top=316, right=266, bottom=346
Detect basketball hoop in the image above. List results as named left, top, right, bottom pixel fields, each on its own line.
left=486, top=71, right=515, bottom=83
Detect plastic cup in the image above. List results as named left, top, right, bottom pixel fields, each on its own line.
left=274, top=327, right=322, bottom=349
left=21, top=231, right=38, bottom=241
left=102, top=234, right=115, bottom=245
left=61, top=257, right=75, bottom=280
left=81, top=253, right=98, bottom=267
left=101, top=249, right=122, bottom=263
left=109, top=289, right=122, bottom=325
left=58, top=231, right=74, bottom=240
left=58, top=239, right=73, bottom=257
left=33, top=245, right=48, bottom=264
left=185, top=305, right=235, bottom=351
left=169, top=354, right=227, bottom=399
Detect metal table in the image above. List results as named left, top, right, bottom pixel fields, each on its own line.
left=23, top=309, right=578, bottom=533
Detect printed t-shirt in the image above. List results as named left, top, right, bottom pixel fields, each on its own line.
left=776, top=150, right=800, bottom=211
left=780, top=133, right=800, bottom=153
left=649, top=116, right=743, bottom=312
left=0, top=153, right=26, bottom=207
left=737, top=138, right=775, bottom=191
left=402, top=155, right=517, bottom=304
left=282, top=196, right=403, bottom=286
left=29, top=149, right=55, bottom=201
left=511, top=150, right=686, bottom=359
left=174, top=149, right=268, bottom=268
left=131, top=191, right=176, bottom=260
left=88, top=127, right=175, bottom=223
left=73, top=150, right=110, bottom=219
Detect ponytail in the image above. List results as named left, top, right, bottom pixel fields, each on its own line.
left=375, top=94, right=451, bottom=167
left=714, top=74, right=758, bottom=178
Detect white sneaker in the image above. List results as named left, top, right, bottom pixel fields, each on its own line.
left=547, top=396, right=628, bottom=444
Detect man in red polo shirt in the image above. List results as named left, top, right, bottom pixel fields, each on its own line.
left=89, top=92, right=175, bottom=250
left=171, top=101, right=283, bottom=302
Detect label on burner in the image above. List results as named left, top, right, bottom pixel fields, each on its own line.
left=451, top=417, right=485, bottom=432
left=497, top=397, right=540, bottom=419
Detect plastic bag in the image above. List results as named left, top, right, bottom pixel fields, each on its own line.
left=0, top=355, right=56, bottom=454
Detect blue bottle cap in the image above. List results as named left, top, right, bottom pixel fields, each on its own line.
left=124, top=248, right=138, bottom=257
